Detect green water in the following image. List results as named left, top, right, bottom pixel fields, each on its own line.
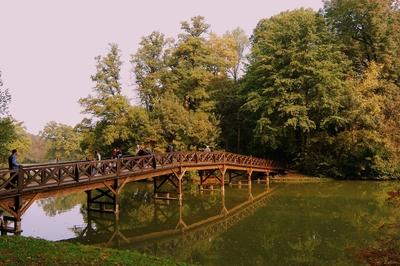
left=22, top=180, right=400, bottom=265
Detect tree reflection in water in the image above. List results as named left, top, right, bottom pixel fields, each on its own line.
left=354, top=184, right=400, bottom=265
left=38, top=193, right=86, bottom=217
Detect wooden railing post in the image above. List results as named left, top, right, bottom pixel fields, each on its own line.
left=17, top=166, right=24, bottom=194
left=74, top=164, right=79, bottom=182
left=116, top=158, right=121, bottom=178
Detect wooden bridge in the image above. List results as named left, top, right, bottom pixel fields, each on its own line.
left=0, top=151, right=284, bottom=234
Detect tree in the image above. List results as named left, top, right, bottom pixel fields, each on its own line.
left=151, top=93, right=219, bottom=150
left=327, top=63, right=400, bottom=178
left=223, top=28, right=249, bottom=81
left=131, top=17, right=223, bottom=149
left=79, top=43, right=129, bottom=153
left=8, top=122, right=31, bottom=163
left=243, top=9, right=350, bottom=163
left=0, top=117, right=16, bottom=164
left=211, top=28, right=249, bottom=152
left=167, top=16, right=220, bottom=112
left=132, top=32, right=173, bottom=111
left=323, top=0, right=400, bottom=84
left=80, top=44, right=158, bottom=155
left=24, top=134, right=48, bottom=164
left=39, top=121, right=83, bottom=161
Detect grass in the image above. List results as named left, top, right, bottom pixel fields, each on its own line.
left=0, top=236, right=186, bottom=266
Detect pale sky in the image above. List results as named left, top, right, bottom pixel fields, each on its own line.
left=0, top=0, right=323, bottom=134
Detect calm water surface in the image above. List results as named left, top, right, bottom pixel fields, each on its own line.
left=20, top=181, right=400, bottom=265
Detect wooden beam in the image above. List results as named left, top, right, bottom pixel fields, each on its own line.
left=0, top=202, right=18, bottom=218
left=20, top=193, right=40, bottom=216
left=116, top=178, right=129, bottom=194
left=103, top=182, right=117, bottom=196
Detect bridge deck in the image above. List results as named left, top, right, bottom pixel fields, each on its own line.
left=0, top=151, right=283, bottom=202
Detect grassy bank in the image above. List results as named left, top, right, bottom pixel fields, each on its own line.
left=0, top=236, right=185, bottom=266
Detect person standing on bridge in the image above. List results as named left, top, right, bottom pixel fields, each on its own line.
left=166, top=143, right=174, bottom=153
left=94, top=151, right=101, bottom=161
left=116, top=148, right=122, bottom=158
left=93, top=151, right=101, bottom=175
left=7, top=149, right=20, bottom=189
left=204, top=145, right=211, bottom=152
left=8, top=149, right=20, bottom=170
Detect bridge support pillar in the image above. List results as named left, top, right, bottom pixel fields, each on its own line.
left=247, top=169, right=253, bottom=188
left=0, top=193, right=39, bottom=235
left=219, top=166, right=226, bottom=193
left=154, top=169, right=186, bottom=201
left=199, top=169, right=224, bottom=191
left=86, top=179, right=125, bottom=214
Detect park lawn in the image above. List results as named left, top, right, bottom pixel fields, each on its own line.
left=0, top=236, right=185, bottom=266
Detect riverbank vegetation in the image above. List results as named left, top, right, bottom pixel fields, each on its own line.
left=1, top=0, right=400, bottom=179
left=0, top=236, right=184, bottom=265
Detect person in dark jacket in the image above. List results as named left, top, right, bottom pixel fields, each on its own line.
left=7, top=149, right=20, bottom=189
left=8, top=149, right=20, bottom=170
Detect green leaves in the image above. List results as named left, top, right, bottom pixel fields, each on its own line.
left=244, top=9, right=350, bottom=155
left=324, top=0, right=400, bottom=84
left=79, top=44, right=159, bottom=155
left=40, top=121, right=82, bottom=161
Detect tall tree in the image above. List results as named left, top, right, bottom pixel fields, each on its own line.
left=323, top=0, right=400, bottom=84
left=213, top=28, right=249, bottom=151
left=243, top=9, right=350, bottom=162
left=132, top=32, right=173, bottom=111
left=168, top=16, right=215, bottom=112
left=329, top=63, right=400, bottom=177
left=131, top=17, right=223, bottom=149
left=79, top=43, right=130, bottom=154
left=223, top=28, right=249, bottom=81
left=80, top=44, right=158, bottom=155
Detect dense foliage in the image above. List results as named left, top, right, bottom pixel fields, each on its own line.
left=241, top=4, right=400, bottom=178
left=2, top=1, right=400, bottom=179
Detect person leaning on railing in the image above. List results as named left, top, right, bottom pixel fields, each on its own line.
left=7, top=149, right=21, bottom=189
left=8, top=149, right=20, bottom=170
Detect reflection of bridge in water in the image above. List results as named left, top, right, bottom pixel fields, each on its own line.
left=0, top=151, right=284, bottom=234
left=66, top=183, right=277, bottom=258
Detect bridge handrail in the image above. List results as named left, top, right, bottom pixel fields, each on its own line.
left=0, top=151, right=283, bottom=198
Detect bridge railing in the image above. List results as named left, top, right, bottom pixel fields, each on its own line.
left=0, top=151, right=282, bottom=197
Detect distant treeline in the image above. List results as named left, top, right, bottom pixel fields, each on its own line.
left=1, top=0, right=400, bottom=179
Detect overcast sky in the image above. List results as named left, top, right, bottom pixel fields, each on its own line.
left=0, top=0, right=323, bottom=134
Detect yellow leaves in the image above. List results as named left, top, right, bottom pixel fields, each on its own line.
left=346, top=62, right=387, bottom=130
left=208, top=32, right=238, bottom=72
left=354, top=62, right=384, bottom=96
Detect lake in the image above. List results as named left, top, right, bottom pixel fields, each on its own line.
left=20, top=180, right=400, bottom=265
